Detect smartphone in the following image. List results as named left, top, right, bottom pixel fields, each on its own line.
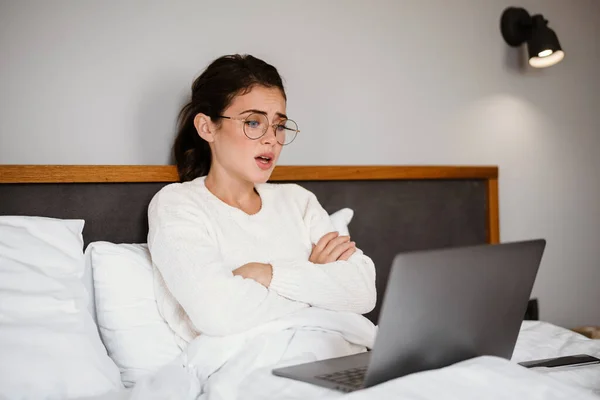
left=519, top=354, right=600, bottom=369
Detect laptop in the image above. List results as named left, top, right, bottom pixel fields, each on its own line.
left=272, top=239, right=546, bottom=392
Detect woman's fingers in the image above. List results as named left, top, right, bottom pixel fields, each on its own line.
left=328, top=241, right=355, bottom=262
left=314, top=232, right=339, bottom=254
left=310, top=232, right=356, bottom=264
left=338, top=245, right=357, bottom=261
left=322, top=235, right=351, bottom=257
left=310, top=232, right=339, bottom=263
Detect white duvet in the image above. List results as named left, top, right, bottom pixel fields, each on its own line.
left=85, top=311, right=600, bottom=400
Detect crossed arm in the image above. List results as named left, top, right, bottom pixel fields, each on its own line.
left=233, top=193, right=376, bottom=315
left=233, top=230, right=357, bottom=286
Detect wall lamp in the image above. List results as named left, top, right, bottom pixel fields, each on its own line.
left=500, top=7, right=564, bottom=68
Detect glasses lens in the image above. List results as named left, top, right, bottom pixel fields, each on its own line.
left=277, top=119, right=298, bottom=145
left=243, top=113, right=268, bottom=139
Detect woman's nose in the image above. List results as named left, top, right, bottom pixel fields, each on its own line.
left=260, top=125, right=278, bottom=144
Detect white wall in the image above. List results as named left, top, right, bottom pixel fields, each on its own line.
left=1, top=0, right=598, bottom=328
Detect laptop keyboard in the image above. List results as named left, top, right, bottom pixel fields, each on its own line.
left=316, top=366, right=367, bottom=391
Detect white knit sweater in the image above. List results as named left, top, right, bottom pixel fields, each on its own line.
left=147, top=176, right=376, bottom=345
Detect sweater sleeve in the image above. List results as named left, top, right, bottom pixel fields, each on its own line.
left=268, top=189, right=377, bottom=314
left=147, top=187, right=306, bottom=337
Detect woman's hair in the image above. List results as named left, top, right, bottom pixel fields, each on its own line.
left=173, top=54, right=287, bottom=182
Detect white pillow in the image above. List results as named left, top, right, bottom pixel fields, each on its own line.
left=88, top=208, right=354, bottom=387
left=0, top=216, right=123, bottom=399
left=89, top=242, right=182, bottom=387
left=329, top=208, right=354, bottom=236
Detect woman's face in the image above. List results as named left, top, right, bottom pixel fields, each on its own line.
left=210, top=85, right=287, bottom=184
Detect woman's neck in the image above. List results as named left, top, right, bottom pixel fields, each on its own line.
left=204, top=168, right=261, bottom=212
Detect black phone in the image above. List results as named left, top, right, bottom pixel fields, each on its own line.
left=519, top=354, right=600, bottom=369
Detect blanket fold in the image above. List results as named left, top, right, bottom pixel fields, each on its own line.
left=130, top=307, right=376, bottom=400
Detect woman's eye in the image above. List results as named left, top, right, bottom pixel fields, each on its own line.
left=246, top=121, right=260, bottom=129
left=276, top=124, right=286, bottom=132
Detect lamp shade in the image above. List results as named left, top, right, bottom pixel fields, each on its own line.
left=527, top=16, right=564, bottom=68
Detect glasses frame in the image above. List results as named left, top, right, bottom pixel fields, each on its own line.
left=218, top=113, right=300, bottom=146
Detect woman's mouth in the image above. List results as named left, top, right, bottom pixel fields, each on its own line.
left=255, top=155, right=273, bottom=170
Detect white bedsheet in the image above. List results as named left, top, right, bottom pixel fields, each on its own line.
left=76, top=317, right=600, bottom=400
left=512, top=320, right=600, bottom=394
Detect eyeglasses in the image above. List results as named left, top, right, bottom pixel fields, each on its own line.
left=218, top=112, right=300, bottom=145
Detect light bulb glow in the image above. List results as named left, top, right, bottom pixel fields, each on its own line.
left=529, top=50, right=564, bottom=68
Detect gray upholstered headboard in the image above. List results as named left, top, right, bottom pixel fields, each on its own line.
left=0, top=165, right=499, bottom=324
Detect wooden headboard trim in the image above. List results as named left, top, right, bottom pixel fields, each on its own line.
left=486, top=177, right=500, bottom=244
left=0, top=165, right=497, bottom=183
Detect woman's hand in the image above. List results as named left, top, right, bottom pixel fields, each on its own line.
left=233, top=262, right=273, bottom=287
left=309, top=232, right=356, bottom=264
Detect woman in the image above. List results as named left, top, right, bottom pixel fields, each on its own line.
left=148, top=54, right=376, bottom=348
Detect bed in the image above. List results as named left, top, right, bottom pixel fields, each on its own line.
left=0, top=164, right=598, bottom=400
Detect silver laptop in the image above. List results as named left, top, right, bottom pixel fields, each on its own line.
left=272, top=239, right=546, bottom=392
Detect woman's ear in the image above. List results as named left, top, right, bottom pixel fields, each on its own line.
left=194, top=113, right=215, bottom=143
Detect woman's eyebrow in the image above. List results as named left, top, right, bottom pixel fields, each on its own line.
left=238, top=109, right=265, bottom=115
left=239, top=109, right=288, bottom=119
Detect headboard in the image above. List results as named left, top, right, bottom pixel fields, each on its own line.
left=0, top=165, right=499, bottom=324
